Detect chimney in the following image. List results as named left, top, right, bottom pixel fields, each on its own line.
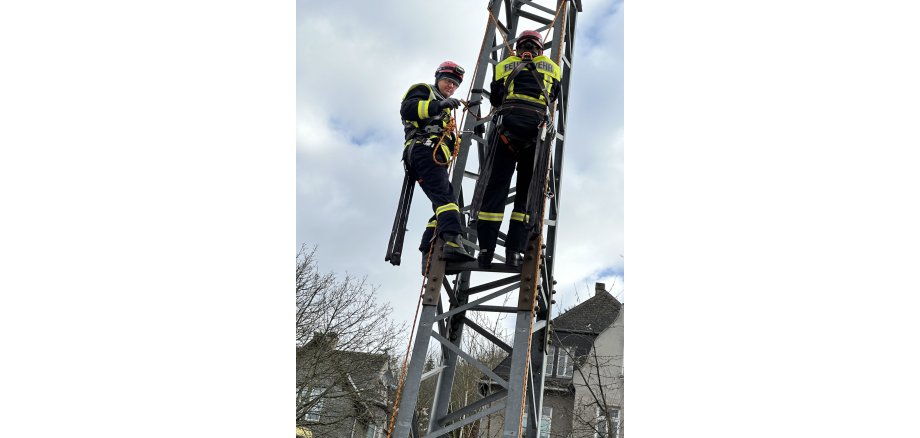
left=595, top=282, right=606, bottom=296
left=308, top=332, right=340, bottom=350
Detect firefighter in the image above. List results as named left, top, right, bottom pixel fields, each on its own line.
left=476, top=30, right=561, bottom=268
left=401, top=61, right=477, bottom=273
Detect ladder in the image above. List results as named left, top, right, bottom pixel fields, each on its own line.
left=389, top=1, right=582, bottom=436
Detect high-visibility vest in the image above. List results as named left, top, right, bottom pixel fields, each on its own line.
left=495, top=55, right=561, bottom=107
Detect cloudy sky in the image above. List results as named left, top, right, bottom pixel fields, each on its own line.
left=296, top=0, right=624, bottom=328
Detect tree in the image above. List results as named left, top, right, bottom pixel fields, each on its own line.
left=296, top=244, right=406, bottom=433
left=561, top=324, right=624, bottom=438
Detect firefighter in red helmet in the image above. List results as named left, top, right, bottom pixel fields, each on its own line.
left=475, top=30, right=562, bottom=268
left=400, top=61, right=476, bottom=274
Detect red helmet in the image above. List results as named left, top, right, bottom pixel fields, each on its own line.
left=435, top=61, right=465, bottom=85
left=516, top=30, right=544, bottom=51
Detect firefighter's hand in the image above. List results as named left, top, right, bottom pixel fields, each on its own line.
left=439, top=98, right=461, bottom=110
left=489, top=80, right=505, bottom=106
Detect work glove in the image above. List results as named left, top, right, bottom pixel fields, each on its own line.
left=489, top=79, right=505, bottom=107
left=439, top=98, right=461, bottom=111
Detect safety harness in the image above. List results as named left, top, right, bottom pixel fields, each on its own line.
left=402, top=83, right=457, bottom=166
left=494, top=57, right=556, bottom=150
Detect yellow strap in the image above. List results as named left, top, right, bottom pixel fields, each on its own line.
left=435, top=203, right=459, bottom=216
left=478, top=211, right=505, bottom=221
left=440, top=144, right=451, bottom=163
left=511, top=211, right=530, bottom=222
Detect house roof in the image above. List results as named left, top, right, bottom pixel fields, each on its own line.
left=486, top=290, right=622, bottom=384
left=296, top=343, right=389, bottom=390
left=552, top=289, right=622, bottom=333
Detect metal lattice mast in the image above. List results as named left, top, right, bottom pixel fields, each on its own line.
left=391, top=1, right=582, bottom=437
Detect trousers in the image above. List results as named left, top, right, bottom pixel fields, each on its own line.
left=403, top=137, right=462, bottom=253
left=476, top=122, right=538, bottom=255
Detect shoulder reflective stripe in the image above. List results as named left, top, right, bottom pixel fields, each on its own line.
left=403, top=83, right=432, bottom=100
left=426, top=220, right=437, bottom=228
left=435, top=203, right=460, bottom=216
left=496, top=56, right=522, bottom=80
left=532, top=56, right=562, bottom=80
left=478, top=211, right=504, bottom=221
left=510, top=211, right=530, bottom=222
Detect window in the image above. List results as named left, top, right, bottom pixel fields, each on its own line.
left=594, top=407, right=621, bottom=438
left=522, top=406, right=553, bottom=438
left=556, top=348, right=574, bottom=377
left=544, top=346, right=556, bottom=376
left=299, top=387, right=324, bottom=422
left=365, top=423, right=384, bottom=438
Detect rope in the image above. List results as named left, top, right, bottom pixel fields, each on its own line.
left=385, top=242, right=432, bottom=438
left=488, top=8, right=515, bottom=56
left=513, top=2, right=568, bottom=436
left=385, top=106, right=462, bottom=438
left=541, top=0, right=567, bottom=48
left=432, top=113, right=458, bottom=167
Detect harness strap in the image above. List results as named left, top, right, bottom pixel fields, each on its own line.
left=526, top=65, right=554, bottom=110
left=503, top=59, right=553, bottom=109
left=503, top=60, right=532, bottom=89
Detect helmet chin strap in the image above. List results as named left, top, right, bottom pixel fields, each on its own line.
left=519, top=50, right=541, bottom=61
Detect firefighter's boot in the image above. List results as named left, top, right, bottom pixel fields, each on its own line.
left=478, top=248, right=494, bottom=269
left=505, top=248, right=524, bottom=268
left=441, top=234, right=476, bottom=262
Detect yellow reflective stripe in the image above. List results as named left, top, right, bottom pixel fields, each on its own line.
left=445, top=240, right=460, bottom=248
left=418, top=100, right=431, bottom=119
left=440, top=144, right=451, bottom=162
left=478, top=211, right=504, bottom=221
left=511, top=211, right=530, bottom=222
left=495, top=55, right=560, bottom=81
left=495, top=57, right=519, bottom=81
left=426, top=220, right=437, bottom=228
left=507, top=93, right=545, bottom=105
left=402, top=83, right=431, bottom=100
left=435, top=203, right=459, bottom=216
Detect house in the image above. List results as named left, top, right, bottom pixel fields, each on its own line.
left=296, top=333, right=395, bottom=438
left=481, top=283, right=624, bottom=437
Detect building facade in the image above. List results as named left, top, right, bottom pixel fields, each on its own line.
left=296, top=333, right=394, bottom=438
left=481, top=283, right=624, bottom=437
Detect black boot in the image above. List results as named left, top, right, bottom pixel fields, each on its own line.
left=505, top=248, right=523, bottom=268
left=478, top=248, right=494, bottom=268
left=441, top=234, right=476, bottom=262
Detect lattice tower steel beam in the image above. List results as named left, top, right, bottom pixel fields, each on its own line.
left=390, top=1, right=582, bottom=437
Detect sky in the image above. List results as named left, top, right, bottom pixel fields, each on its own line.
left=296, top=0, right=625, bottom=328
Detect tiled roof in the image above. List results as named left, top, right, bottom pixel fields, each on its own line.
left=296, top=344, right=388, bottom=389
left=552, top=289, right=622, bottom=333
